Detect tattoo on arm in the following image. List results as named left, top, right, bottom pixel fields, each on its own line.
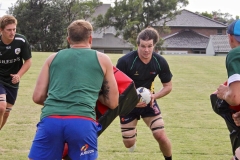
left=100, top=80, right=110, bottom=99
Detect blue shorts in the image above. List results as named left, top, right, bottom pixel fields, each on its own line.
left=120, top=100, right=161, bottom=124
left=0, top=83, right=18, bottom=105
left=28, top=116, right=102, bottom=160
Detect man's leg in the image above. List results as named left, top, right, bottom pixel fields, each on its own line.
left=0, top=84, right=18, bottom=130
left=234, top=147, right=240, bottom=160
left=120, top=118, right=138, bottom=149
left=1, top=103, right=13, bottom=129
left=143, top=115, right=172, bottom=159
left=0, top=94, right=7, bottom=130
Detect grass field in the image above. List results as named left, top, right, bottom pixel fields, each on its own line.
left=0, top=52, right=232, bottom=160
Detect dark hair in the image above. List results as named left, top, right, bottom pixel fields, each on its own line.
left=67, top=20, right=93, bottom=43
left=136, top=27, right=159, bottom=45
left=0, top=15, right=17, bottom=29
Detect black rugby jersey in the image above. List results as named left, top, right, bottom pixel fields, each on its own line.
left=0, top=33, right=32, bottom=88
left=116, top=51, right=172, bottom=90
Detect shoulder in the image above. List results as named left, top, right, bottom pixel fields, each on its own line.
left=227, top=46, right=240, bottom=61
left=118, top=50, right=137, bottom=62
left=14, top=33, right=28, bottom=43
left=152, top=52, right=168, bottom=63
left=46, top=52, right=58, bottom=66
left=96, top=51, right=109, bottom=59
left=96, top=51, right=112, bottom=65
left=229, top=46, right=240, bottom=55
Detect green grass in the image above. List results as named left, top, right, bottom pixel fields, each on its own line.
left=0, top=53, right=232, bottom=160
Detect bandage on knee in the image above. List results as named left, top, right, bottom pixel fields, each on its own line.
left=150, top=117, right=164, bottom=131
left=0, top=97, right=6, bottom=101
left=5, top=108, right=12, bottom=112
left=121, top=127, right=137, bottom=139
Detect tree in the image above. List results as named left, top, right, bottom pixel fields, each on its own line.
left=199, top=11, right=213, bottom=19
left=8, top=0, right=102, bottom=51
left=93, top=0, right=188, bottom=45
left=198, top=10, right=239, bottom=24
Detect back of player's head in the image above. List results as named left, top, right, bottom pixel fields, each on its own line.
left=0, top=15, right=17, bottom=30
left=136, top=27, right=159, bottom=45
left=227, top=19, right=240, bottom=43
left=67, top=20, right=93, bottom=43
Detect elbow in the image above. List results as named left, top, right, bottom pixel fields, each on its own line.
left=166, top=86, right=172, bottom=94
left=225, top=94, right=240, bottom=106
left=229, top=96, right=240, bottom=106
left=108, top=103, right=118, bottom=110
left=108, top=96, right=119, bottom=110
left=32, top=95, right=44, bottom=105
left=25, top=58, right=32, bottom=68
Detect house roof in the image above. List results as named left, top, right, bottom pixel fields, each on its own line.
left=91, top=4, right=133, bottom=49
left=162, top=29, right=209, bottom=49
left=209, top=35, right=231, bottom=52
left=156, top=9, right=227, bottom=28
left=92, top=33, right=134, bottom=49
left=92, top=4, right=111, bottom=17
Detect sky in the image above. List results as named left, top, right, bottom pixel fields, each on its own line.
left=0, top=0, right=239, bottom=18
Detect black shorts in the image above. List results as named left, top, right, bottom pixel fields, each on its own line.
left=0, top=83, right=18, bottom=105
left=120, top=100, right=161, bottom=124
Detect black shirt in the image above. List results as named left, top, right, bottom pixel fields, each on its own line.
left=116, top=51, right=172, bottom=90
left=0, top=33, right=32, bottom=88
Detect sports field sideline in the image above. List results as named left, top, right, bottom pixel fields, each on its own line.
left=0, top=52, right=232, bottom=160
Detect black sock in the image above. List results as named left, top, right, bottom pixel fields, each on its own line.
left=164, top=155, right=172, bottom=160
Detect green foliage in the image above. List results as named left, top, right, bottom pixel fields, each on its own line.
left=8, top=0, right=102, bottom=52
left=198, top=10, right=239, bottom=24
left=93, top=0, right=188, bottom=46
left=200, top=11, right=213, bottom=19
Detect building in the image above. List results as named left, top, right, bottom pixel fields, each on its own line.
left=155, top=9, right=228, bottom=54
left=91, top=4, right=134, bottom=54
left=206, top=35, right=231, bottom=56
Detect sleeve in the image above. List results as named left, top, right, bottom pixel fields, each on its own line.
left=158, top=56, right=173, bottom=83
left=116, top=57, right=128, bottom=74
left=21, top=36, right=32, bottom=60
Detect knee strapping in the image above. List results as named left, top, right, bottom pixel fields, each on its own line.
left=5, top=107, right=12, bottom=112
left=150, top=117, right=164, bottom=131
left=121, top=127, right=137, bottom=139
left=0, top=97, right=6, bottom=101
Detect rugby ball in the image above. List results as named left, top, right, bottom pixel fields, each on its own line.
left=136, top=87, right=151, bottom=104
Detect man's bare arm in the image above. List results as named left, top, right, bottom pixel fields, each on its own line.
left=97, top=52, right=119, bottom=109
left=32, top=53, right=56, bottom=105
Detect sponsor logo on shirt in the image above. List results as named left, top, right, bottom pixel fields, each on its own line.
left=80, top=144, right=94, bottom=156
left=134, top=71, right=139, bottom=75
left=0, top=57, right=20, bottom=64
left=15, top=48, right=21, bottom=55
left=150, top=72, right=156, bottom=74
left=6, top=46, right=11, bottom=49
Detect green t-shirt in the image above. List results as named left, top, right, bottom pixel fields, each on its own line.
left=226, top=46, right=240, bottom=84
left=0, top=33, right=32, bottom=88
left=41, top=48, right=104, bottom=120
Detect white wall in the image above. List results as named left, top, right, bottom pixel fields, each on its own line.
left=206, top=39, right=215, bottom=56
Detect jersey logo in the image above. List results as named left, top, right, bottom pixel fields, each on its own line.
left=134, top=71, right=139, bottom=75
left=150, top=72, right=156, bottom=74
left=15, top=48, right=21, bottom=55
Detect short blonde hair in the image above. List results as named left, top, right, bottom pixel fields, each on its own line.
left=67, top=20, right=93, bottom=43
left=0, top=15, right=17, bottom=29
